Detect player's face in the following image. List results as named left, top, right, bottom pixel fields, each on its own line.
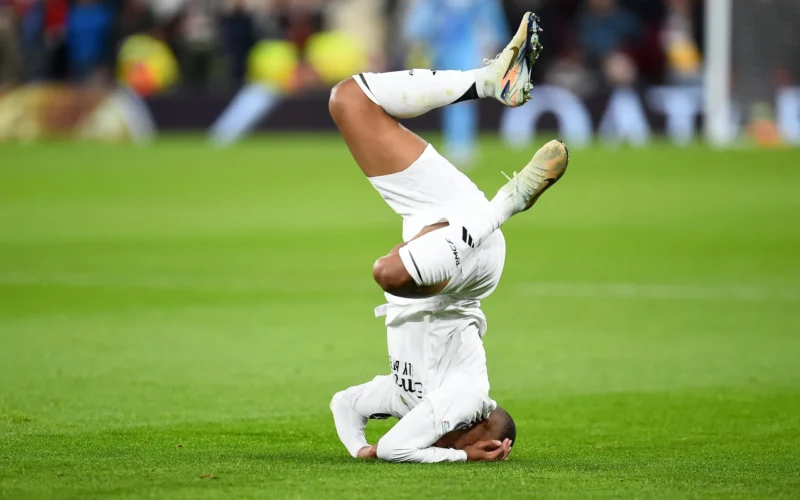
left=434, top=419, right=494, bottom=450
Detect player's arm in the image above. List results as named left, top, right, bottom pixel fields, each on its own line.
left=329, top=376, right=397, bottom=458
left=360, top=437, right=509, bottom=462
left=374, top=399, right=510, bottom=463
left=330, top=391, right=370, bottom=458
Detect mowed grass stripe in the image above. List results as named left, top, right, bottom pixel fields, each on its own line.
left=1, top=137, right=799, bottom=499
left=2, top=271, right=799, bottom=302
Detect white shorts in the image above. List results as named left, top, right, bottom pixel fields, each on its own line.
left=369, top=144, right=491, bottom=242
left=369, top=144, right=506, bottom=302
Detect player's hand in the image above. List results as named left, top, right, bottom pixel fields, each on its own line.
left=356, top=445, right=378, bottom=459
left=464, top=438, right=513, bottom=462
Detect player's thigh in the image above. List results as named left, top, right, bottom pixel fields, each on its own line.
left=329, top=77, right=427, bottom=178
left=370, top=144, right=491, bottom=232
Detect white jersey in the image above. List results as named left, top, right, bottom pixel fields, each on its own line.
left=331, top=143, right=506, bottom=463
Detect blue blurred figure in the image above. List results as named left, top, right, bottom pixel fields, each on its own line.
left=66, top=0, right=114, bottom=81
left=405, top=0, right=508, bottom=169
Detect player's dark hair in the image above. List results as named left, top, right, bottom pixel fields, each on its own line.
left=493, top=406, right=517, bottom=445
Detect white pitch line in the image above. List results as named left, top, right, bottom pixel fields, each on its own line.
left=1, top=272, right=799, bottom=304
left=517, top=282, right=800, bottom=303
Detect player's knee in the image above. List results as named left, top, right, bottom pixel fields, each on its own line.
left=372, top=256, right=412, bottom=293
left=329, top=78, right=363, bottom=124
left=328, top=82, right=345, bottom=121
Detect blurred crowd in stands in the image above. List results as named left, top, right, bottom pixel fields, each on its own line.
left=0, top=0, right=706, bottom=95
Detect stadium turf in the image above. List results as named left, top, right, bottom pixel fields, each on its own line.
left=1, top=136, right=799, bottom=499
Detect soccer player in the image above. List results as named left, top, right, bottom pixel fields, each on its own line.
left=329, top=13, right=568, bottom=463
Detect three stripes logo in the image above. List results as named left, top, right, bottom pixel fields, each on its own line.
left=461, top=227, right=476, bottom=248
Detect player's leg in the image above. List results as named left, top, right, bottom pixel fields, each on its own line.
left=336, top=13, right=542, bottom=297
left=329, top=12, right=543, bottom=178
left=334, top=13, right=561, bottom=299
left=328, top=77, right=427, bottom=178
left=372, top=139, right=569, bottom=299
left=328, top=67, right=498, bottom=178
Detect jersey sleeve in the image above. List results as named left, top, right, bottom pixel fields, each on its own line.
left=330, top=376, right=400, bottom=458
left=380, top=329, right=496, bottom=463
left=376, top=398, right=468, bottom=463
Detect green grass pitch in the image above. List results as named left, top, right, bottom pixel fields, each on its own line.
left=1, top=136, right=799, bottom=499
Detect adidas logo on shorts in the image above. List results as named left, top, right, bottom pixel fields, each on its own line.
left=461, top=227, right=476, bottom=248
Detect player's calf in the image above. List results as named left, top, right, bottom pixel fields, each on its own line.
left=329, top=76, right=429, bottom=178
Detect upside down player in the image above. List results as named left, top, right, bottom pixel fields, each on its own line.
left=328, top=13, right=569, bottom=463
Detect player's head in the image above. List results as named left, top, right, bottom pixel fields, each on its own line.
left=485, top=406, right=517, bottom=443
left=434, top=405, right=516, bottom=450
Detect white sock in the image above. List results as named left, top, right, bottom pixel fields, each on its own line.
left=445, top=191, right=515, bottom=251
left=488, top=191, right=517, bottom=230
left=462, top=184, right=519, bottom=246
left=355, top=68, right=491, bottom=119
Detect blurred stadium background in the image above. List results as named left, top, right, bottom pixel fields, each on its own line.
left=1, top=1, right=799, bottom=498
